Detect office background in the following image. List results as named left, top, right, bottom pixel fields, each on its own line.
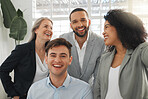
left=0, top=0, right=148, bottom=98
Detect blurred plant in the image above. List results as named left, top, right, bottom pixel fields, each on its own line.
left=0, top=0, right=27, bottom=45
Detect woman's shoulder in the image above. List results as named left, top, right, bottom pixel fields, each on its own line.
left=16, top=40, right=35, bottom=49
left=13, top=40, right=35, bottom=54
left=133, top=42, right=148, bottom=53
left=138, top=42, right=148, bottom=49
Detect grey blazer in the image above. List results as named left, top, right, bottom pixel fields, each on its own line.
left=93, top=42, right=148, bottom=99
left=60, top=31, right=105, bottom=83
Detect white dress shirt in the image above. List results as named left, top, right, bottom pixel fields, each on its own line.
left=73, top=32, right=89, bottom=69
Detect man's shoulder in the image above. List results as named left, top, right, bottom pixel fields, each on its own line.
left=90, top=31, right=104, bottom=41
left=69, top=76, right=92, bottom=94
left=59, top=32, right=73, bottom=38
left=30, top=77, right=48, bottom=89
left=70, top=76, right=90, bottom=87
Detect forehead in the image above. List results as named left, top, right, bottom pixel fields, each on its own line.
left=104, top=20, right=110, bottom=25
left=40, top=19, right=52, bottom=25
left=48, top=45, right=69, bottom=54
left=71, top=11, right=88, bottom=20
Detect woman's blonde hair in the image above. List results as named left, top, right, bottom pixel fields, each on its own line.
left=28, top=17, right=53, bottom=42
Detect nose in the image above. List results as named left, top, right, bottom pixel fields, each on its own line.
left=54, top=56, right=61, bottom=63
left=47, top=27, right=53, bottom=36
left=47, top=27, right=52, bottom=31
left=102, top=32, right=105, bottom=35
left=77, top=21, right=83, bottom=27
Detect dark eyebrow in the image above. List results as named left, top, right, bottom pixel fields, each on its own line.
left=81, top=18, right=87, bottom=20
left=50, top=53, right=56, bottom=55
left=50, top=53, right=67, bottom=56
left=60, top=53, right=67, bottom=56
left=105, top=24, right=111, bottom=27
left=71, top=19, right=77, bottom=23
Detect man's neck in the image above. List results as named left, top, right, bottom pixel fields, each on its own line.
left=49, top=73, right=67, bottom=88
left=75, top=33, right=88, bottom=49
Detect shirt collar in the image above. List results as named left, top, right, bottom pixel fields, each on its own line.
left=47, top=74, right=71, bottom=89
left=62, top=74, right=71, bottom=88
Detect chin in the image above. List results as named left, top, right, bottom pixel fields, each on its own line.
left=105, top=42, right=112, bottom=46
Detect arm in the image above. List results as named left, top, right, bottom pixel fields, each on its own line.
left=141, top=45, right=148, bottom=68
left=94, top=43, right=105, bottom=84
left=26, top=89, right=32, bottom=99
left=141, top=45, right=148, bottom=79
left=82, top=85, right=93, bottom=99
left=93, top=52, right=105, bottom=99
left=27, top=84, right=35, bottom=99
left=0, top=45, right=23, bottom=97
left=93, top=67, right=101, bottom=99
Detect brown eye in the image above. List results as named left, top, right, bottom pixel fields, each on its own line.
left=61, top=55, right=66, bottom=58
left=44, top=25, right=48, bottom=28
left=81, top=19, right=86, bottom=22
left=72, top=20, right=77, bottom=24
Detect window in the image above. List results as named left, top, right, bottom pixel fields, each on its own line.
left=33, top=0, right=148, bottom=39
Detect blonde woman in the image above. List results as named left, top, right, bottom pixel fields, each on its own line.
left=0, top=17, right=53, bottom=99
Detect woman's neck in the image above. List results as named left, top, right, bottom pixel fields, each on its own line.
left=115, top=44, right=127, bottom=55
left=35, top=39, right=46, bottom=51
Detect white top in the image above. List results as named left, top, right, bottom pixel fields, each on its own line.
left=105, top=65, right=123, bottom=99
left=73, top=32, right=89, bottom=69
left=33, top=53, right=49, bottom=83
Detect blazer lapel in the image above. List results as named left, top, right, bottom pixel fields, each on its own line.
left=28, top=40, right=36, bottom=79
left=69, top=33, right=82, bottom=74
left=81, top=31, right=95, bottom=76
left=103, top=50, right=115, bottom=96
left=119, top=49, right=133, bottom=74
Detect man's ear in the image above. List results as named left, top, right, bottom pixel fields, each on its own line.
left=45, top=54, right=48, bottom=64
left=69, top=56, right=73, bottom=66
left=88, top=19, right=91, bottom=26
left=70, top=23, right=72, bottom=29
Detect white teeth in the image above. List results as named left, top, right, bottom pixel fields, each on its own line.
left=78, top=28, right=84, bottom=30
left=45, top=33, right=51, bottom=36
left=104, top=34, right=108, bottom=39
left=53, top=65, right=62, bottom=67
left=104, top=36, right=108, bottom=39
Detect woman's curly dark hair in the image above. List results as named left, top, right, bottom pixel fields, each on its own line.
left=104, top=9, right=147, bottom=51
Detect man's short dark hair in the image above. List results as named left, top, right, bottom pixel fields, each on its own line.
left=69, top=8, right=89, bottom=21
left=45, top=38, right=72, bottom=56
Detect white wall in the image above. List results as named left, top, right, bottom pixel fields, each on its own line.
left=0, top=0, right=32, bottom=98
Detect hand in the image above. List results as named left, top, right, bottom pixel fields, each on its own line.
left=13, top=96, right=19, bottom=99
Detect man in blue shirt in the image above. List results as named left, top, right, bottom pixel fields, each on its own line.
left=27, top=38, right=93, bottom=99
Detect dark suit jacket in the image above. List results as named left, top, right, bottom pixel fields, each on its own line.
left=0, top=40, right=36, bottom=98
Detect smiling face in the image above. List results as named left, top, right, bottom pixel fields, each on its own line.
left=45, top=45, right=72, bottom=78
left=35, top=19, right=53, bottom=42
left=70, top=11, right=91, bottom=37
left=103, top=21, right=121, bottom=46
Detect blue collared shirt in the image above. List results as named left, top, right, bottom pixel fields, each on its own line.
left=27, top=74, right=93, bottom=99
